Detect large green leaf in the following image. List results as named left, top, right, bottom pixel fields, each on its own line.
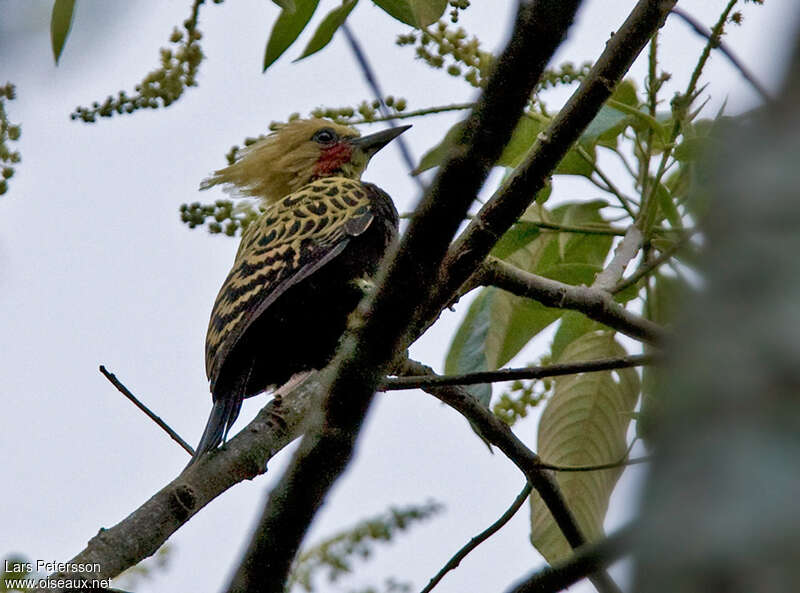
left=50, top=0, right=76, bottom=64
left=550, top=311, right=602, bottom=361
left=296, top=0, right=358, bottom=61
left=373, top=0, right=447, bottom=26
left=264, top=0, right=321, bottom=71
left=530, top=331, right=639, bottom=562
left=487, top=292, right=562, bottom=370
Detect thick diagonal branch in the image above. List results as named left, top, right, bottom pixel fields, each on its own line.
left=224, top=3, right=588, bottom=593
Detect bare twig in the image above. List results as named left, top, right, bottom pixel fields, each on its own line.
left=420, top=482, right=533, bottom=593
left=381, top=354, right=654, bottom=390
left=671, top=7, right=772, bottom=103
left=99, top=365, right=195, bottom=456
left=505, top=524, right=634, bottom=593
left=480, top=256, right=667, bottom=344
left=350, top=102, right=474, bottom=125
left=539, top=455, right=651, bottom=473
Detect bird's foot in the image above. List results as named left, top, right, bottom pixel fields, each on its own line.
left=351, top=276, right=376, bottom=296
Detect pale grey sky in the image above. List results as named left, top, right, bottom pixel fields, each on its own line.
left=2, top=1, right=797, bottom=592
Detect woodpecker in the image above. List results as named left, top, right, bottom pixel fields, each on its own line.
left=191, top=118, right=409, bottom=463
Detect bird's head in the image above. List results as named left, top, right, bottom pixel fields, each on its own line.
left=201, top=118, right=410, bottom=205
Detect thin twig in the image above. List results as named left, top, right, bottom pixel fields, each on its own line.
left=99, top=365, right=195, bottom=456
left=341, top=23, right=425, bottom=191
left=420, top=482, right=533, bottom=593
left=577, top=145, right=637, bottom=217
left=671, top=7, right=772, bottom=103
left=349, top=102, right=474, bottom=125
left=381, top=354, right=654, bottom=390
left=539, top=455, right=651, bottom=473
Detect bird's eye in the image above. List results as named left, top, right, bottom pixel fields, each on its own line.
left=313, top=128, right=338, bottom=144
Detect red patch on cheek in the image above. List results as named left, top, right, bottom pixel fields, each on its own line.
left=313, top=142, right=353, bottom=176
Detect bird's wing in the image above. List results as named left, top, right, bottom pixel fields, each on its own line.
left=205, top=177, right=374, bottom=388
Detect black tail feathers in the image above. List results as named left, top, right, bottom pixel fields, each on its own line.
left=188, top=394, right=243, bottom=466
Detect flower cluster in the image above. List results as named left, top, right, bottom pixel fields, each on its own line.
left=0, top=83, right=21, bottom=196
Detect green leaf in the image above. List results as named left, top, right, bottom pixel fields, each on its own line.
left=530, top=331, right=639, bottom=562
left=550, top=312, right=602, bottom=361
left=653, top=181, right=682, bottom=229
left=611, top=79, right=639, bottom=107
left=414, top=121, right=464, bottom=174
left=50, top=0, right=76, bottom=64
left=444, top=289, right=493, bottom=406
left=607, top=99, right=670, bottom=146
left=497, top=116, right=543, bottom=167
left=555, top=143, right=594, bottom=177
left=264, top=0, right=321, bottom=71
left=487, top=291, right=562, bottom=370
left=296, top=0, right=358, bottom=61
left=372, top=0, right=416, bottom=25
left=272, top=0, right=296, bottom=10
left=581, top=105, right=628, bottom=143
left=409, top=0, right=448, bottom=26
left=551, top=200, right=612, bottom=264
left=491, top=222, right=542, bottom=261
left=373, top=0, right=447, bottom=26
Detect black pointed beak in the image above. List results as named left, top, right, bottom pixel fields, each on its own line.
left=350, top=124, right=411, bottom=155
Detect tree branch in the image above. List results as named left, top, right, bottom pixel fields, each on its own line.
left=99, top=365, right=195, bottom=456
left=479, top=256, right=667, bottom=344
left=591, top=225, right=644, bottom=292
left=381, top=353, right=654, bottom=390
left=400, top=358, right=622, bottom=593
left=423, top=0, right=677, bottom=332
left=505, top=524, right=634, bottom=593
left=31, top=375, right=324, bottom=592
left=225, top=3, right=588, bottom=592
left=420, top=482, right=533, bottom=593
